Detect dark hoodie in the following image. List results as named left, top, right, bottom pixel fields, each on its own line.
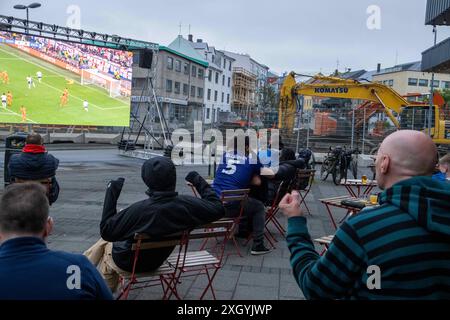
left=286, top=176, right=450, bottom=300
left=100, top=157, right=224, bottom=272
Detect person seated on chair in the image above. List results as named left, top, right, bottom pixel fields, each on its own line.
left=280, top=130, right=450, bottom=300
left=213, top=134, right=280, bottom=256
left=433, top=153, right=450, bottom=181
left=0, top=183, right=112, bottom=300
left=8, top=133, right=60, bottom=205
left=85, top=156, right=224, bottom=292
left=265, top=148, right=306, bottom=207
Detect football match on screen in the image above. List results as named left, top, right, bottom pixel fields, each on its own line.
left=0, top=31, right=132, bottom=126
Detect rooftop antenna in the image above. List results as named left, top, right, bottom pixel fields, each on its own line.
left=178, top=22, right=182, bottom=35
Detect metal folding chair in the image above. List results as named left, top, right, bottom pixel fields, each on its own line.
left=207, top=189, right=250, bottom=258
left=168, top=220, right=232, bottom=300
left=264, top=181, right=288, bottom=243
left=115, top=232, right=189, bottom=300
left=291, top=169, right=316, bottom=216
left=314, top=235, right=334, bottom=256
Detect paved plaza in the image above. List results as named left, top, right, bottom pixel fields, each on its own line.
left=0, top=146, right=377, bottom=300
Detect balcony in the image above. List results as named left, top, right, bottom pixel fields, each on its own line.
left=422, top=37, right=450, bottom=72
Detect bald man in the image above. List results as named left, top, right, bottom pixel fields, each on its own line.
left=280, top=130, right=450, bottom=300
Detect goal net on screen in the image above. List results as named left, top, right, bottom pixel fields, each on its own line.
left=80, top=69, right=121, bottom=98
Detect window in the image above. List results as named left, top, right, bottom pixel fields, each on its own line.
left=183, top=84, right=189, bottom=95
left=183, top=63, right=189, bottom=75
left=221, top=92, right=224, bottom=103
left=167, top=57, right=173, bottom=70
left=227, top=94, right=230, bottom=104
left=174, top=82, right=180, bottom=94
left=208, top=70, right=212, bottom=82
left=191, top=85, right=196, bottom=97
left=192, top=65, right=197, bottom=77
left=198, top=87, right=204, bottom=98
left=212, top=55, right=215, bottom=63
left=215, top=72, right=219, bottom=84
left=388, top=80, right=394, bottom=87
left=214, top=90, right=218, bottom=102
left=443, top=81, right=450, bottom=89
left=432, top=80, right=440, bottom=87
left=419, top=79, right=429, bottom=87
left=229, top=61, right=232, bottom=71
left=207, top=89, right=211, bottom=100
left=408, top=78, right=418, bottom=86
left=228, top=77, right=231, bottom=87
left=175, top=60, right=181, bottom=72
left=166, top=79, right=172, bottom=92
left=223, top=59, right=226, bottom=69
left=206, top=108, right=210, bottom=120
left=198, top=68, right=204, bottom=79
left=222, top=75, right=225, bottom=86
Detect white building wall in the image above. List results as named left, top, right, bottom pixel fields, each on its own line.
left=192, top=44, right=234, bottom=124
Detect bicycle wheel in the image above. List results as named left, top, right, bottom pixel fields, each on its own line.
left=333, top=158, right=347, bottom=185
left=320, top=159, right=331, bottom=181
left=309, top=151, right=316, bottom=170
left=351, top=159, right=358, bottom=179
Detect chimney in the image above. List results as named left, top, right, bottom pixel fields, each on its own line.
left=377, top=63, right=381, bottom=73
left=196, top=39, right=203, bottom=43
left=188, top=34, right=193, bottom=42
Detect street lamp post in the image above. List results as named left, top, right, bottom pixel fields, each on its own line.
left=13, top=3, right=41, bottom=33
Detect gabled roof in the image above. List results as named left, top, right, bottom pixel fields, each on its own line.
left=166, top=36, right=209, bottom=67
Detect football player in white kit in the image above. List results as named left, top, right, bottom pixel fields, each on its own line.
left=26, top=75, right=35, bottom=89
left=1, top=93, right=6, bottom=108
left=36, top=71, right=43, bottom=83
left=83, top=100, right=89, bottom=112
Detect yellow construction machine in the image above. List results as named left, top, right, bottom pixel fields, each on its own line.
left=278, top=72, right=450, bottom=149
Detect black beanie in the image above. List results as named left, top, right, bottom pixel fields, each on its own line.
left=141, top=156, right=177, bottom=192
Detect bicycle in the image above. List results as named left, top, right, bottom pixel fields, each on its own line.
left=298, top=148, right=316, bottom=170
left=320, top=146, right=359, bottom=185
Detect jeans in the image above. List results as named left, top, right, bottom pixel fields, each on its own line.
left=225, top=197, right=266, bottom=246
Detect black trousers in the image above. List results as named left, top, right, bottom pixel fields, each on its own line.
left=225, top=197, right=266, bottom=246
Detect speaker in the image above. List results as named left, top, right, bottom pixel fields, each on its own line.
left=139, top=49, right=153, bottom=69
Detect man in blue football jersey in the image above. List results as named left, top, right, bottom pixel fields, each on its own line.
left=213, top=135, right=274, bottom=255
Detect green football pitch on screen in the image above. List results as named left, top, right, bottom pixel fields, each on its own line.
left=0, top=38, right=131, bottom=127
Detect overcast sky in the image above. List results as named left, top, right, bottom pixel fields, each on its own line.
left=1, top=0, right=449, bottom=74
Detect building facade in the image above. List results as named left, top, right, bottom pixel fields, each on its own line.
left=372, top=61, right=450, bottom=97
left=130, top=43, right=207, bottom=131
left=222, top=51, right=269, bottom=117
left=188, top=36, right=234, bottom=125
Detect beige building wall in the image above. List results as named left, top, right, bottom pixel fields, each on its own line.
left=372, top=71, right=450, bottom=96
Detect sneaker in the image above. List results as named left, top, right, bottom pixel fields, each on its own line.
left=251, top=244, right=272, bottom=256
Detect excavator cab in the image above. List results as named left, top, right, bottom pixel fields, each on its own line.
left=400, top=106, right=436, bottom=132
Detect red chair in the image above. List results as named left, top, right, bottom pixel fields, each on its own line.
left=291, top=169, right=316, bottom=216
left=169, top=220, right=232, bottom=300
left=264, top=181, right=288, bottom=242
left=115, top=232, right=189, bottom=300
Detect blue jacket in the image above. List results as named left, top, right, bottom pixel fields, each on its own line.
left=8, top=148, right=59, bottom=181
left=0, top=237, right=113, bottom=300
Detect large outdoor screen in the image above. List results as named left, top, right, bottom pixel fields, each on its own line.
left=0, top=31, right=132, bottom=126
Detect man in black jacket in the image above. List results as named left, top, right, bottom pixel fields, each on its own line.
left=85, top=156, right=225, bottom=291
left=8, top=133, right=60, bottom=205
